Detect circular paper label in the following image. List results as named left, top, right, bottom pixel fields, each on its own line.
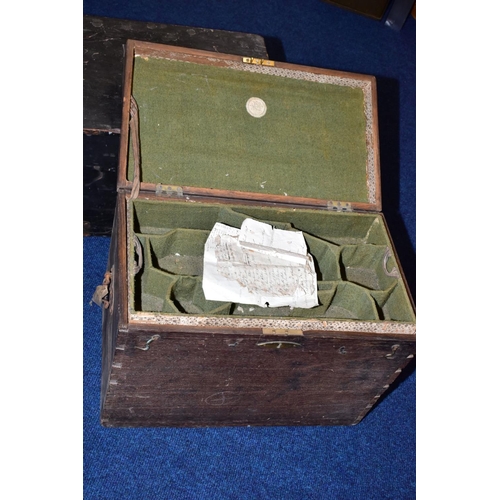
left=246, top=97, right=267, bottom=118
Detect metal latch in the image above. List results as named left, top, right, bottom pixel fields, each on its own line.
left=327, top=201, right=352, bottom=212
left=92, top=271, right=112, bottom=310
left=242, top=57, right=275, bottom=67
left=155, top=184, right=184, bottom=197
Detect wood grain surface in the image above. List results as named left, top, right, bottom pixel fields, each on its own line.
left=101, top=327, right=415, bottom=427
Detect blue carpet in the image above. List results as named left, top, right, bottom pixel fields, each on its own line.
left=83, top=2, right=415, bottom=498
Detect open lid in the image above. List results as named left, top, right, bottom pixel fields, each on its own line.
left=118, top=40, right=381, bottom=212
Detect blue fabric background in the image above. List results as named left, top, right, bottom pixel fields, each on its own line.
left=83, top=2, right=415, bottom=498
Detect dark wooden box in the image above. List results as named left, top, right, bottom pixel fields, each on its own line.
left=83, top=15, right=268, bottom=236
left=97, top=40, right=416, bottom=427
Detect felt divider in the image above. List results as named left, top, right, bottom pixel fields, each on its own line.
left=340, top=244, right=396, bottom=290
left=130, top=199, right=415, bottom=322
left=325, top=282, right=378, bottom=320
left=149, top=229, right=208, bottom=276
left=171, top=276, right=233, bottom=315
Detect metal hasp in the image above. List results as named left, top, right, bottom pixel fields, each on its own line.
left=242, top=57, right=275, bottom=66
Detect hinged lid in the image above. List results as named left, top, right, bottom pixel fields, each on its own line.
left=118, top=40, right=381, bottom=211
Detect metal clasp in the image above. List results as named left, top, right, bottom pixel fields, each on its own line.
left=242, top=57, right=275, bottom=66
left=91, top=271, right=112, bottom=310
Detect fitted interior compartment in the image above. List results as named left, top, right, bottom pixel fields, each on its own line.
left=129, top=199, right=415, bottom=323
left=340, top=244, right=397, bottom=291
left=148, top=229, right=208, bottom=276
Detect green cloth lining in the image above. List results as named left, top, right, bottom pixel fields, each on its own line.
left=131, top=200, right=415, bottom=322
left=129, top=56, right=370, bottom=202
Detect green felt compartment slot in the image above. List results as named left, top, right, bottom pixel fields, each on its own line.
left=232, top=286, right=336, bottom=318
left=226, top=205, right=379, bottom=245
left=216, top=207, right=294, bottom=231
left=133, top=202, right=222, bottom=234
left=149, top=229, right=209, bottom=276
left=138, top=266, right=177, bottom=314
left=129, top=199, right=415, bottom=323
left=364, top=217, right=389, bottom=245
left=340, top=244, right=398, bottom=291
left=324, top=282, right=379, bottom=320
left=303, top=234, right=341, bottom=281
left=371, top=284, right=415, bottom=322
left=170, top=277, right=232, bottom=315
left=135, top=238, right=232, bottom=315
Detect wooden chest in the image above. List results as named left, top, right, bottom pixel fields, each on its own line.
left=97, top=40, right=416, bottom=427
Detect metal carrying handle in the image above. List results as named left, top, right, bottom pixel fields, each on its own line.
left=257, top=341, right=303, bottom=349
left=133, top=235, right=143, bottom=275
left=135, top=335, right=160, bottom=351
left=383, top=247, right=400, bottom=278
left=129, top=95, right=141, bottom=200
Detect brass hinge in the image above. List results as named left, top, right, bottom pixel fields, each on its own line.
left=155, top=184, right=184, bottom=197
left=327, top=201, right=352, bottom=212
left=243, top=57, right=275, bottom=67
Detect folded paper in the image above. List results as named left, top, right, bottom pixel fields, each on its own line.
left=202, top=219, right=319, bottom=308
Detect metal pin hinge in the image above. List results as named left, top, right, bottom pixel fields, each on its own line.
left=327, top=201, right=352, bottom=212
left=243, top=57, right=275, bottom=67
left=155, top=184, right=184, bottom=197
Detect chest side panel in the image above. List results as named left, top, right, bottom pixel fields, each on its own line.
left=101, top=195, right=128, bottom=411
left=101, top=329, right=414, bottom=427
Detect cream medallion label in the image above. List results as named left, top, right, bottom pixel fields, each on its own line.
left=246, top=97, right=267, bottom=118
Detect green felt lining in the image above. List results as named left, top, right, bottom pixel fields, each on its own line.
left=130, top=199, right=415, bottom=323
left=128, top=56, right=371, bottom=203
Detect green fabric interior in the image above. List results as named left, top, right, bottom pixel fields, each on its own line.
left=128, top=56, right=370, bottom=202
left=130, top=200, right=415, bottom=323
